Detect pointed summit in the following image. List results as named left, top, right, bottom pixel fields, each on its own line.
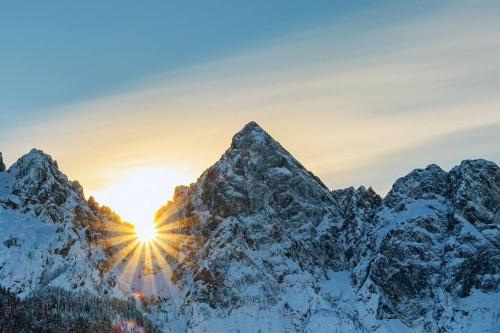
left=230, top=121, right=273, bottom=150
left=240, top=120, right=263, bottom=132
left=156, top=119, right=337, bottom=231
left=6, top=149, right=85, bottom=223
left=9, top=148, right=60, bottom=175
left=159, top=120, right=336, bottom=224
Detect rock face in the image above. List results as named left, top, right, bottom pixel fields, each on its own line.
left=154, top=122, right=500, bottom=332
left=0, top=152, right=5, bottom=172
left=367, top=161, right=500, bottom=331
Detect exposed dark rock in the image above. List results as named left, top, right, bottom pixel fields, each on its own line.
left=0, top=152, right=5, bottom=172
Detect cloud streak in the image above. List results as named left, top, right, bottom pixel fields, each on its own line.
left=2, top=0, right=499, bottom=197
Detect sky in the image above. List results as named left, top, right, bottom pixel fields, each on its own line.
left=1, top=1, right=500, bottom=227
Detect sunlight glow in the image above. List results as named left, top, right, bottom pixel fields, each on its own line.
left=88, top=167, right=197, bottom=296
left=135, top=222, right=157, bottom=243
left=88, top=165, right=193, bottom=235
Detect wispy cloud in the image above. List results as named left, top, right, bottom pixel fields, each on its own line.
left=325, top=123, right=500, bottom=192
left=3, top=0, right=499, bottom=196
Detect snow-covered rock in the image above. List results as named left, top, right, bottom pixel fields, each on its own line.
left=153, top=122, right=349, bottom=331
left=365, top=160, right=500, bottom=332
left=0, top=149, right=132, bottom=298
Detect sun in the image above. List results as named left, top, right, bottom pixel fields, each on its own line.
left=135, top=222, right=157, bottom=243
left=88, top=165, right=194, bottom=233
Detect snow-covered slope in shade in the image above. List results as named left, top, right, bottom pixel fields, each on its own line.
left=152, top=122, right=499, bottom=333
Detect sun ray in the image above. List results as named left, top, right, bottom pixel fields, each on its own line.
left=149, top=242, right=177, bottom=285
left=155, top=216, right=196, bottom=233
left=148, top=242, right=183, bottom=301
left=157, top=232, right=202, bottom=255
left=109, top=238, right=141, bottom=268
left=142, top=242, right=157, bottom=295
left=156, top=232, right=190, bottom=244
left=111, top=222, right=137, bottom=234
left=102, top=233, right=138, bottom=247
left=119, top=241, right=145, bottom=283
left=151, top=238, right=177, bottom=261
left=152, top=237, right=182, bottom=261
left=149, top=241, right=173, bottom=271
left=153, top=206, right=180, bottom=224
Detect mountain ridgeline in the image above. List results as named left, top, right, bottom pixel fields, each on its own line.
left=0, top=122, right=499, bottom=333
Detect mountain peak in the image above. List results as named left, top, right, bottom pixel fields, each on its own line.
left=4, top=149, right=87, bottom=223
left=26, top=148, right=54, bottom=161
left=240, top=120, right=265, bottom=133
left=230, top=121, right=272, bottom=150
left=384, top=163, right=449, bottom=207
left=452, top=158, right=498, bottom=174
left=12, top=148, right=59, bottom=172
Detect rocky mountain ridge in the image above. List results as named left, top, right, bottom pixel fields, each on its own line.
left=153, top=122, right=499, bottom=332
left=0, top=122, right=498, bottom=332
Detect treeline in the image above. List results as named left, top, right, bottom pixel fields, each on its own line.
left=0, top=286, right=159, bottom=332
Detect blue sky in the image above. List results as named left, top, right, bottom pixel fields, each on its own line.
left=1, top=0, right=392, bottom=123
left=1, top=1, right=499, bottom=224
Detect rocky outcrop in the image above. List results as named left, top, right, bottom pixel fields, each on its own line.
left=0, top=149, right=131, bottom=298
left=365, top=160, right=499, bottom=330
left=0, top=152, right=5, bottom=172
left=449, top=160, right=500, bottom=247
left=6, top=149, right=86, bottom=224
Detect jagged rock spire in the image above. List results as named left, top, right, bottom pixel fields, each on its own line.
left=0, top=152, right=5, bottom=172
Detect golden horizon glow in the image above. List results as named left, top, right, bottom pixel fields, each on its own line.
left=88, top=165, right=194, bottom=236
left=85, top=166, right=196, bottom=294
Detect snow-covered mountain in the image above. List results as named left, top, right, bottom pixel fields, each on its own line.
left=0, top=149, right=158, bottom=330
left=153, top=122, right=499, bottom=332
left=0, top=149, right=118, bottom=295
left=0, top=122, right=498, bottom=332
